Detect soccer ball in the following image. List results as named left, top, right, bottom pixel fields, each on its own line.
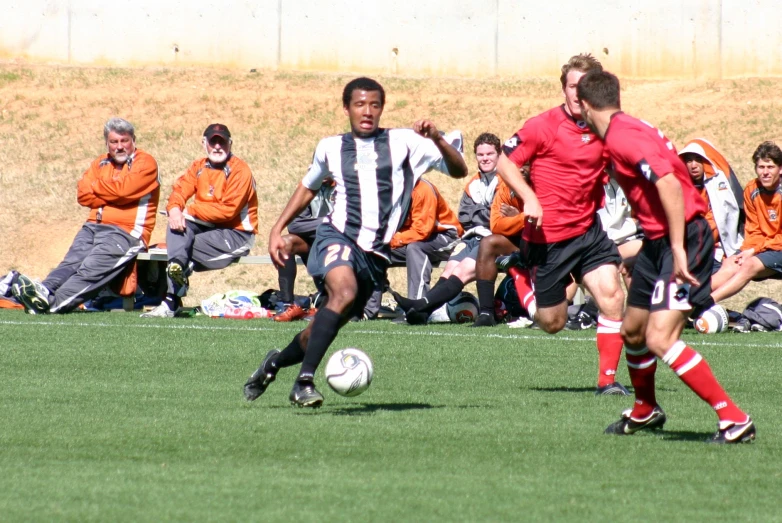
left=446, top=291, right=479, bottom=323
left=324, top=348, right=374, bottom=397
left=695, top=304, right=729, bottom=334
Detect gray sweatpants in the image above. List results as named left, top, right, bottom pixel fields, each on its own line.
left=165, top=221, right=254, bottom=296
left=364, top=230, right=458, bottom=318
left=43, top=223, right=144, bottom=313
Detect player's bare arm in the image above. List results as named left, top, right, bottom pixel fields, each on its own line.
left=413, top=119, right=468, bottom=179
left=655, top=174, right=698, bottom=286
left=496, top=153, right=543, bottom=227
left=269, top=183, right=318, bottom=267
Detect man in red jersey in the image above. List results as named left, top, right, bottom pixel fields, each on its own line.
left=496, top=54, right=628, bottom=396
left=576, top=70, right=755, bottom=444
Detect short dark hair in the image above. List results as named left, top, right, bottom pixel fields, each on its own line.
left=474, top=133, right=501, bottom=154
left=752, top=141, right=782, bottom=167
left=576, top=70, right=621, bottom=110
left=342, top=77, right=385, bottom=108
left=560, top=53, right=602, bottom=89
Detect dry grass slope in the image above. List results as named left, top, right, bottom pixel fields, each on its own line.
left=2, top=63, right=782, bottom=310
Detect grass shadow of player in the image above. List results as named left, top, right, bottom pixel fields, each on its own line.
left=327, top=402, right=442, bottom=416
left=656, top=430, right=715, bottom=443
left=529, top=386, right=680, bottom=394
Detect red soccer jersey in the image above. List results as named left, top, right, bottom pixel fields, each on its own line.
left=504, top=105, right=607, bottom=243
left=603, top=112, right=706, bottom=240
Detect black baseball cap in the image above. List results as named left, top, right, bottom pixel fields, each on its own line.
left=203, top=123, right=231, bottom=141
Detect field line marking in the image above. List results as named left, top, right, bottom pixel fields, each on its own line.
left=2, top=319, right=781, bottom=349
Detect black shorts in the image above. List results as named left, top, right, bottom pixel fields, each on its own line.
left=448, top=236, right=482, bottom=263
left=525, top=221, right=621, bottom=308
left=627, top=217, right=715, bottom=312
left=307, top=224, right=388, bottom=318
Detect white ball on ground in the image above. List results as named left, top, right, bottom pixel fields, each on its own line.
left=446, top=291, right=479, bottom=324
left=695, top=304, right=729, bottom=334
left=324, top=348, right=374, bottom=397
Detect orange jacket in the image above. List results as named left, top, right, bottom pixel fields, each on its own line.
left=741, top=179, right=782, bottom=253
left=490, top=179, right=526, bottom=237
left=76, top=148, right=160, bottom=245
left=390, top=179, right=462, bottom=249
left=167, top=155, right=259, bottom=234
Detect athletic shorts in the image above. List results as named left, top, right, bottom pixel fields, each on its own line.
left=307, top=224, right=388, bottom=318
left=627, top=217, right=715, bottom=312
left=525, top=220, right=621, bottom=307
left=754, top=250, right=782, bottom=278
left=448, top=236, right=482, bottom=263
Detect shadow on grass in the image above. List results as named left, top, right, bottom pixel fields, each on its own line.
left=328, top=402, right=443, bottom=416
left=658, top=430, right=715, bottom=443
left=529, top=386, right=679, bottom=394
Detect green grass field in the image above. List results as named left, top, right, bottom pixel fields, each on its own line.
left=1, top=310, right=780, bottom=522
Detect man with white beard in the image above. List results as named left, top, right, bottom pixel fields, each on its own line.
left=142, top=124, right=259, bottom=317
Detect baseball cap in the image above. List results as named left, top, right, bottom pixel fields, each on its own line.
left=204, top=123, right=231, bottom=141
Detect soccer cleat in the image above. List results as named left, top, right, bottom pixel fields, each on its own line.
left=507, top=317, right=533, bottom=329
left=604, top=406, right=667, bottom=435
left=565, top=310, right=596, bottom=330
left=595, top=381, right=631, bottom=396
left=495, top=252, right=523, bottom=272
left=709, top=418, right=756, bottom=444
left=140, top=302, right=176, bottom=318
left=750, top=323, right=768, bottom=332
left=274, top=303, right=307, bottom=322
left=289, top=380, right=324, bottom=408
left=470, top=312, right=496, bottom=328
left=12, top=275, right=51, bottom=314
left=243, top=349, right=280, bottom=401
left=167, top=262, right=188, bottom=288
left=405, top=310, right=429, bottom=325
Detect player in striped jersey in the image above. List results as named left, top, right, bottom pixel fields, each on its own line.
left=13, top=118, right=160, bottom=314
left=577, top=70, right=754, bottom=443
left=244, top=77, right=468, bottom=407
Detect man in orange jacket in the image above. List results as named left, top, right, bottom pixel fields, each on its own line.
left=142, top=123, right=259, bottom=317
left=13, top=118, right=160, bottom=313
left=711, top=141, right=782, bottom=303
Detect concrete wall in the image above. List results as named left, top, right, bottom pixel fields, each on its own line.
left=0, top=0, right=779, bottom=79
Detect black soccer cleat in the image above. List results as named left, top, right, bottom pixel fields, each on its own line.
left=595, top=381, right=631, bottom=396
left=405, top=310, right=429, bottom=325
left=243, top=349, right=280, bottom=401
left=495, top=251, right=523, bottom=272
left=565, top=310, right=596, bottom=330
left=709, top=418, right=756, bottom=444
left=289, top=380, right=324, bottom=408
left=469, top=312, right=496, bottom=328
left=605, top=406, right=667, bottom=435
left=12, top=275, right=51, bottom=314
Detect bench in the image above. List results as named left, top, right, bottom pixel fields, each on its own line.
left=127, top=249, right=447, bottom=311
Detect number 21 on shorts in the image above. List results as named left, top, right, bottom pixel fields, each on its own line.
left=324, top=244, right=352, bottom=266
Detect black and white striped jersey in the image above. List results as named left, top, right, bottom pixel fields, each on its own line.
left=302, top=128, right=454, bottom=259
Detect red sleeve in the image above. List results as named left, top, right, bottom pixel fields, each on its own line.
left=503, top=117, right=548, bottom=168
left=612, top=128, right=675, bottom=182
left=390, top=182, right=437, bottom=248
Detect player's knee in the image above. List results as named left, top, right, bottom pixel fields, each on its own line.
left=621, top=325, right=645, bottom=347
left=538, top=315, right=566, bottom=333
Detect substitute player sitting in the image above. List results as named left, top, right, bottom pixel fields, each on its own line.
left=495, top=53, right=628, bottom=395
left=710, top=141, right=782, bottom=304
left=142, top=124, right=259, bottom=318
left=13, top=118, right=159, bottom=314
left=243, top=77, right=468, bottom=408
left=392, top=133, right=501, bottom=324
left=578, top=69, right=754, bottom=443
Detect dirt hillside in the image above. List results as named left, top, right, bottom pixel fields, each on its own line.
left=2, top=63, right=781, bottom=312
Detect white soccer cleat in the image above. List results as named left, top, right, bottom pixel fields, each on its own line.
left=140, top=302, right=176, bottom=318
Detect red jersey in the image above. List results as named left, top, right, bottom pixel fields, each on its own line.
left=504, top=105, right=607, bottom=243
left=603, top=113, right=706, bottom=240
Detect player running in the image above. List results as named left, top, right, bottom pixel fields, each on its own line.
left=495, top=54, right=628, bottom=395
left=577, top=70, right=755, bottom=443
left=243, top=77, right=468, bottom=407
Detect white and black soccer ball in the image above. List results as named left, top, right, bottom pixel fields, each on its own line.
left=325, top=348, right=374, bottom=397
left=446, top=291, right=479, bottom=324
left=695, top=304, right=729, bottom=334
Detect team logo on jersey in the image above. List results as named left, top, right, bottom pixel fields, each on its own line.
left=355, top=149, right=378, bottom=171
left=769, top=209, right=778, bottom=222
left=581, top=134, right=591, bottom=143
left=503, top=135, right=521, bottom=156
left=718, top=181, right=728, bottom=191
left=208, top=185, right=215, bottom=197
